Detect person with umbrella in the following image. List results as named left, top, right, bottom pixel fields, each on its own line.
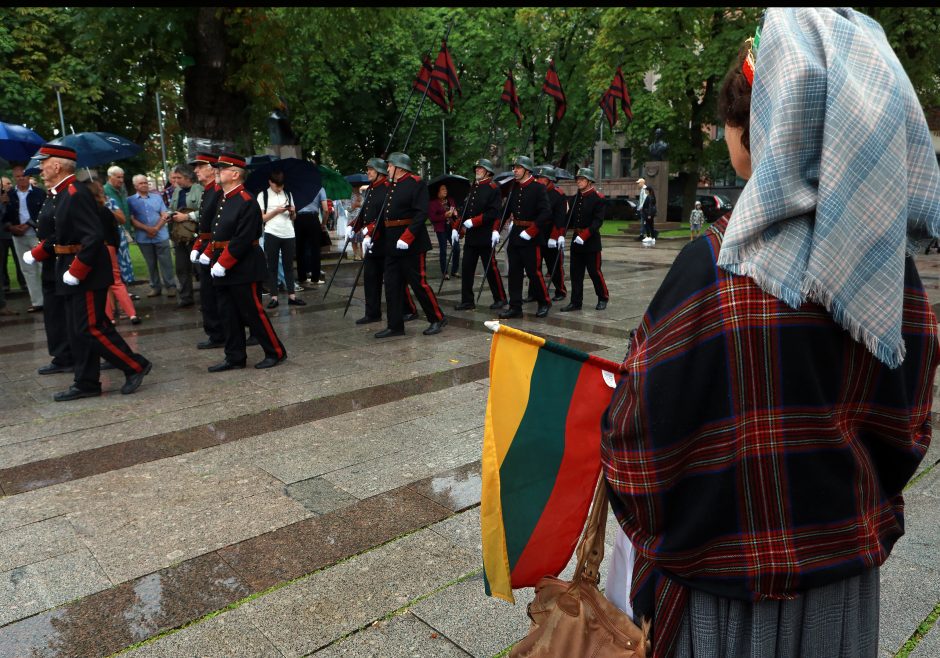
left=374, top=152, right=446, bottom=338
left=429, top=182, right=459, bottom=280
left=25, top=144, right=152, bottom=400
left=498, top=155, right=552, bottom=320
left=205, top=153, right=286, bottom=371
left=453, top=158, right=507, bottom=311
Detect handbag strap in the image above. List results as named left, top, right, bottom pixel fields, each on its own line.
left=573, top=472, right=610, bottom=586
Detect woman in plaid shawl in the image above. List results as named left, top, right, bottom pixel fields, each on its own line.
left=602, top=8, right=940, bottom=656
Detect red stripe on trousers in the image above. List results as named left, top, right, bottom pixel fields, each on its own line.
left=250, top=282, right=284, bottom=359
left=86, top=291, right=142, bottom=372
left=405, top=286, right=417, bottom=314
left=595, top=253, right=608, bottom=298
left=534, top=247, right=550, bottom=300
left=491, top=250, right=507, bottom=300
left=418, top=253, right=443, bottom=321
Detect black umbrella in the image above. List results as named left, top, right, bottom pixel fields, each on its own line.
left=247, top=154, right=280, bottom=170
left=344, top=172, right=369, bottom=186
left=245, top=158, right=322, bottom=211
left=494, top=171, right=516, bottom=198
left=427, top=174, right=471, bottom=206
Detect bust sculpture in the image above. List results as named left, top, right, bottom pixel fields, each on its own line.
left=648, top=128, right=669, bottom=160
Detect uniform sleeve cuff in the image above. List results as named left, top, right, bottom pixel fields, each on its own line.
left=218, top=248, right=238, bottom=269
left=68, top=257, right=92, bottom=280
left=578, top=229, right=590, bottom=240
left=471, top=214, right=484, bottom=227
left=400, top=229, right=415, bottom=245
left=31, top=243, right=51, bottom=261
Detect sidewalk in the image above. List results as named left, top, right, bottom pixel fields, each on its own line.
left=0, top=238, right=937, bottom=657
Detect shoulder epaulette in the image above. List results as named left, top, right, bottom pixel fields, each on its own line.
left=67, top=183, right=78, bottom=196
left=240, top=190, right=253, bottom=201
left=488, top=181, right=499, bottom=189
left=595, top=190, right=605, bottom=199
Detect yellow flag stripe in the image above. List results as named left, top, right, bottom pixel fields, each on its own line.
left=480, top=326, right=543, bottom=603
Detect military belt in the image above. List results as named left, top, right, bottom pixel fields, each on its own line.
left=513, top=220, right=535, bottom=228
left=212, top=240, right=259, bottom=249
left=54, top=244, right=82, bottom=255
left=384, top=218, right=411, bottom=228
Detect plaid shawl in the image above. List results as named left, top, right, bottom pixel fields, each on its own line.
left=717, top=8, right=940, bottom=369
left=602, top=218, right=938, bottom=656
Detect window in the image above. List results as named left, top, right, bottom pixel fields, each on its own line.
left=619, top=148, right=632, bottom=177
left=601, top=149, right=612, bottom=179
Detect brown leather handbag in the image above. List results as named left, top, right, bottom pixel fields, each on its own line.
left=511, top=476, right=650, bottom=658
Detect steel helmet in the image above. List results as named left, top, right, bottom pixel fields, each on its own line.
left=387, top=152, right=413, bottom=173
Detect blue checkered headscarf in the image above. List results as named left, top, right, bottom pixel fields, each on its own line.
left=717, top=8, right=940, bottom=368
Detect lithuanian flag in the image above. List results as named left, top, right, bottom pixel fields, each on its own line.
left=480, top=321, right=620, bottom=603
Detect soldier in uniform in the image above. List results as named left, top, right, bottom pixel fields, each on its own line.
left=24, top=171, right=74, bottom=375
left=187, top=152, right=226, bottom=349
left=347, top=158, right=418, bottom=325
left=561, top=168, right=609, bottom=312
left=202, top=153, right=286, bottom=370
left=534, top=164, right=568, bottom=302
left=452, top=158, right=507, bottom=311
left=375, top=151, right=446, bottom=338
left=498, top=156, right=551, bottom=320
left=26, top=144, right=151, bottom=400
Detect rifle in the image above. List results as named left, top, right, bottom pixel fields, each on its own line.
left=475, top=187, right=513, bottom=304
left=546, top=191, right=579, bottom=293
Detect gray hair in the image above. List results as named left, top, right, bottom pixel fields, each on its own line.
left=132, top=174, right=148, bottom=186
left=172, top=164, right=194, bottom=181
left=229, top=167, right=247, bottom=181
left=55, top=158, right=76, bottom=174
left=107, top=166, right=124, bottom=177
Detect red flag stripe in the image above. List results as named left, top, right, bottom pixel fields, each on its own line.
left=599, top=90, right=617, bottom=129
left=413, top=55, right=450, bottom=113
left=500, top=71, right=523, bottom=128
left=431, top=40, right=461, bottom=96
left=609, top=66, right=633, bottom=121
left=541, top=59, right=567, bottom=122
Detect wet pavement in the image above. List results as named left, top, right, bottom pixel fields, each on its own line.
left=0, top=235, right=938, bottom=657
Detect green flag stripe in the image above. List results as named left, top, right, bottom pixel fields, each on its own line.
left=499, top=348, right=584, bottom=573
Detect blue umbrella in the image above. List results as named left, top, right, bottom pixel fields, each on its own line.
left=0, top=121, right=46, bottom=162
left=344, top=172, right=369, bottom=186
left=245, top=158, right=322, bottom=211
left=51, top=132, right=142, bottom=168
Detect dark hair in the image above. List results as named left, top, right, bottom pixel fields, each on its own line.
left=717, top=40, right=753, bottom=152
left=269, top=170, right=285, bottom=185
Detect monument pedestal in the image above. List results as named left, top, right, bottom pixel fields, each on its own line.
left=642, top=161, right=668, bottom=217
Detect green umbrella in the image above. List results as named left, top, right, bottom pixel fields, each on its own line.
left=318, top=164, right=352, bottom=199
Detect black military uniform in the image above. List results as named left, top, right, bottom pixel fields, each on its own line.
left=190, top=152, right=224, bottom=348
left=376, top=152, right=445, bottom=338
left=31, top=190, right=74, bottom=373
left=207, top=153, right=286, bottom=370
left=499, top=158, right=551, bottom=319
left=455, top=160, right=507, bottom=311
left=531, top=166, right=569, bottom=302
left=562, top=170, right=609, bottom=312
left=32, top=145, right=151, bottom=400
left=353, top=162, right=418, bottom=324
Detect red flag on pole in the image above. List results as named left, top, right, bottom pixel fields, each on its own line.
left=608, top=66, right=632, bottom=121
left=432, top=40, right=462, bottom=98
left=599, top=89, right=617, bottom=130
left=501, top=70, right=523, bottom=128
left=413, top=55, right=451, bottom=113
left=541, top=59, right=566, bottom=122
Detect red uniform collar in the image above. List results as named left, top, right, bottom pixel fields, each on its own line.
left=205, top=180, right=217, bottom=192
left=518, top=175, right=534, bottom=188
left=51, top=174, right=77, bottom=196
left=581, top=186, right=596, bottom=196
left=370, top=175, right=387, bottom=188
left=223, top=183, right=245, bottom=199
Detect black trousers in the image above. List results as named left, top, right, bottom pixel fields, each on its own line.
left=527, top=245, right=567, bottom=299
left=198, top=263, right=225, bottom=343
left=215, top=281, right=286, bottom=364
left=264, top=234, right=296, bottom=296
left=507, top=243, right=550, bottom=310
left=569, top=250, right=609, bottom=306
left=461, top=241, right=506, bottom=305
left=173, top=240, right=195, bottom=303
left=294, top=212, right=321, bottom=283
left=384, top=250, right=444, bottom=331
left=42, top=278, right=74, bottom=366
left=66, top=288, right=149, bottom=391
left=363, top=252, right=417, bottom=321
left=1, top=237, right=26, bottom=289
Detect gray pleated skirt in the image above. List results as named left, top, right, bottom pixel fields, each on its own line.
left=672, top=567, right=879, bottom=657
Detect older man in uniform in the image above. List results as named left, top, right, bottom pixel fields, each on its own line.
left=202, top=153, right=286, bottom=371
left=375, top=151, right=446, bottom=338
left=498, top=155, right=551, bottom=320
left=188, top=152, right=226, bottom=349
left=348, top=157, right=418, bottom=325
left=561, top=168, right=608, bottom=312
left=534, top=164, right=568, bottom=302
left=26, top=144, right=152, bottom=400
left=452, top=158, right=507, bottom=311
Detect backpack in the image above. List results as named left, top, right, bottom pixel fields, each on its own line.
left=262, top=188, right=294, bottom=218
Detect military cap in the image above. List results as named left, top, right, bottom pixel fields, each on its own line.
left=535, top=165, right=557, bottom=182
left=212, top=152, right=247, bottom=168
left=387, top=152, right=413, bottom=173
left=512, top=155, right=535, bottom=171
left=32, top=144, right=77, bottom=162
left=366, top=157, right=388, bottom=175
left=575, top=167, right=596, bottom=183
left=188, top=151, right=218, bottom=167
left=473, top=158, right=495, bottom=174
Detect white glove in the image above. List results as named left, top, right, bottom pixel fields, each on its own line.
left=62, top=271, right=80, bottom=286
left=507, top=221, right=514, bottom=232
left=396, top=239, right=409, bottom=250
left=361, top=226, right=370, bottom=236
left=574, top=236, right=584, bottom=245
left=189, top=249, right=199, bottom=263
left=451, top=229, right=460, bottom=244
left=547, top=238, right=557, bottom=248
left=520, top=230, right=531, bottom=241
left=198, top=252, right=211, bottom=266
left=556, top=235, right=565, bottom=249
left=345, top=226, right=354, bottom=240
left=210, top=262, right=226, bottom=278
left=491, top=231, right=500, bottom=247
left=22, top=251, right=36, bottom=265
left=363, top=236, right=372, bottom=254
left=463, top=218, right=473, bottom=229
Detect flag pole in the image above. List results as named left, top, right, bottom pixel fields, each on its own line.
left=382, top=87, right=416, bottom=158
left=476, top=191, right=513, bottom=303
left=402, top=21, right=454, bottom=152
